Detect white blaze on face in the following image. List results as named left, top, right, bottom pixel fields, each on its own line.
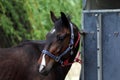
left=50, top=28, right=56, bottom=34
left=39, top=54, right=46, bottom=72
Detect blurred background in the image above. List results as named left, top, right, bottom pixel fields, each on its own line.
left=0, top=0, right=82, bottom=79
left=0, top=0, right=82, bottom=47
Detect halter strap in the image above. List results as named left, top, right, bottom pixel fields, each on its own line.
left=75, top=32, right=80, bottom=47
left=61, top=51, right=82, bottom=67
left=62, top=32, right=81, bottom=66
left=42, top=23, right=74, bottom=64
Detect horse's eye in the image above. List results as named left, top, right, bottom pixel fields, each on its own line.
left=57, top=35, right=65, bottom=41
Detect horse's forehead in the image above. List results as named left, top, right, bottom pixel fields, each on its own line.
left=50, top=28, right=62, bottom=34
left=50, top=28, right=56, bottom=34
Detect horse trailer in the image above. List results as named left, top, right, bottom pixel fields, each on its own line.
left=81, top=0, right=120, bottom=80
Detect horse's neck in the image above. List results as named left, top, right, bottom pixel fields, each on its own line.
left=43, top=63, right=71, bottom=80
left=17, top=40, right=45, bottom=51
left=57, top=66, right=71, bottom=79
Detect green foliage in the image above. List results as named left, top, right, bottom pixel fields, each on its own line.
left=24, top=0, right=82, bottom=39
left=0, top=0, right=31, bottom=47
left=0, top=0, right=82, bottom=47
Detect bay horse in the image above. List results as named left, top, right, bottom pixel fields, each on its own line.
left=38, top=11, right=81, bottom=79
left=0, top=39, right=71, bottom=80
left=0, top=11, right=81, bottom=80
left=0, top=40, right=46, bottom=80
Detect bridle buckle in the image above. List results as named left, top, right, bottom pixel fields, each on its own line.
left=55, top=56, right=60, bottom=62
left=69, top=44, right=73, bottom=49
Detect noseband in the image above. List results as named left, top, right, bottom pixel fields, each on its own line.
left=42, top=23, right=74, bottom=65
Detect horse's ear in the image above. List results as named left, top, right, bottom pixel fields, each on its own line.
left=61, top=12, right=70, bottom=28
left=50, top=11, right=57, bottom=23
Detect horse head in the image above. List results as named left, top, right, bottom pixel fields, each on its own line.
left=38, top=11, right=80, bottom=75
